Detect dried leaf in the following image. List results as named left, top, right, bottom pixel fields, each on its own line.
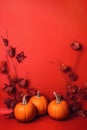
left=60, top=64, right=72, bottom=73
left=16, top=51, right=26, bottom=63
left=70, top=101, right=81, bottom=111
left=10, top=100, right=17, bottom=109
left=67, top=83, right=78, bottom=94
left=16, top=90, right=24, bottom=102
left=1, top=36, right=9, bottom=46
left=0, top=61, right=8, bottom=74
left=27, top=88, right=37, bottom=97
left=8, top=74, right=19, bottom=84
left=4, top=98, right=13, bottom=109
left=2, top=83, right=16, bottom=95
left=84, top=111, right=87, bottom=116
left=7, top=46, right=16, bottom=57
left=79, top=87, right=87, bottom=100
left=70, top=41, right=82, bottom=51
left=18, top=78, right=29, bottom=88
left=4, top=98, right=17, bottom=109
left=4, top=112, right=15, bottom=119
left=68, top=72, right=78, bottom=81
left=76, top=110, right=87, bottom=117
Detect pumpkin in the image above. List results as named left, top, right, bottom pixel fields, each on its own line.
left=48, top=92, right=69, bottom=120
left=14, top=95, right=36, bottom=122
left=30, top=91, right=48, bottom=116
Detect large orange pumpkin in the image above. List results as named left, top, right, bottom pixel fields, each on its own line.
left=48, top=92, right=69, bottom=120
left=30, top=91, right=48, bottom=116
left=14, top=95, right=36, bottom=122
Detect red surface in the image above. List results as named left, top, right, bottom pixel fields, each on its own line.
left=0, top=115, right=87, bottom=130
left=0, top=0, right=87, bottom=129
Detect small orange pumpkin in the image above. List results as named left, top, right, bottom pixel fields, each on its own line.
left=14, top=95, right=36, bottom=122
left=30, top=91, right=48, bottom=116
left=48, top=92, right=69, bottom=120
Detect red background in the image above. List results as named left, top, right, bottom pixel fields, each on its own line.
left=0, top=0, right=87, bottom=129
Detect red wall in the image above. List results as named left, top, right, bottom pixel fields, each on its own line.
left=0, top=0, right=87, bottom=112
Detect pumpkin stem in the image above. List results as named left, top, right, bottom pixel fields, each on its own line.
left=53, top=92, right=61, bottom=104
left=37, top=91, right=40, bottom=98
left=22, top=95, right=27, bottom=105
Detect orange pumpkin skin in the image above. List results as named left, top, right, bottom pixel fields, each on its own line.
left=30, top=91, right=48, bottom=116
left=48, top=92, right=69, bottom=120
left=14, top=97, right=36, bottom=122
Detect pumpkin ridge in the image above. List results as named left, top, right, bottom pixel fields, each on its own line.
left=53, top=103, right=59, bottom=119
left=55, top=103, right=62, bottom=119
left=40, top=97, right=46, bottom=114
left=41, top=96, right=48, bottom=114
left=62, top=101, right=69, bottom=118
left=25, top=104, right=28, bottom=121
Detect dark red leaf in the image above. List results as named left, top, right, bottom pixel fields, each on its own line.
left=10, top=77, right=19, bottom=84
left=60, top=64, right=72, bottom=73
left=27, top=88, right=37, bottom=97
left=70, top=101, right=81, bottom=111
left=16, top=51, right=26, bottom=63
left=68, top=72, right=78, bottom=81
left=76, top=110, right=87, bottom=117
left=4, top=112, right=15, bottom=119
left=84, top=111, right=87, bottom=116
left=4, top=98, right=17, bottom=109
left=4, top=98, right=13, bottom=109
left=8, top=74, right=19, bottom=84
left=0, top=61, right=8, bottom=74
left=18, top=78, right=29, bottom=88
left=4, top=98, right=12, bottom=109
left=16, top=90, right=25, bottom=102
left=70, top=41, right=82, bottom=51
left=7, top=46, right=16, bottom=57
left=2, top=83, right=16, bottom=95
left=2, top=84, right=9, bottom=90
left=79, top=87, right=87, bottom=100
left=67, top=83, right=78, bottom=94
left=1, top=36, right=9, bottom=46
left=10, top=100, right=17, bottom=109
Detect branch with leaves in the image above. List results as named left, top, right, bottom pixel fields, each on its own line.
left=0, top=32, right=37, bottom=118
left=50, top=41, right=87, bottom=117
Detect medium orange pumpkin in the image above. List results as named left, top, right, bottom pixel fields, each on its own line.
left=48, top=92, right=69, bottom=120
left=30, top=91, right=48, bottom=116
left=14, top=95, right=36, bottom=122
